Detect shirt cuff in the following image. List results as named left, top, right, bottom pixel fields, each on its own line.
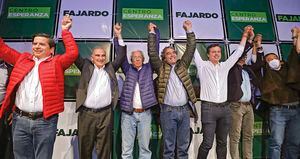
left=149, top=31, right=156, bottom=34
left=118, top=39, right=125, bottom=46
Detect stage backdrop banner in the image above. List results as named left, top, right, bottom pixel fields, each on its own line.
left=116, top=0, right=170, bottom=39
left=272, top=0, right=300, bottom=41
left=279, top=43, right=293, bottom=61
left=224, top=0, right=275, bottom=41
left=172, top=0, right=224, bottom=40
left=57, top=0, right=113, bottom=39
left=0, top=0, right=57, bottom=38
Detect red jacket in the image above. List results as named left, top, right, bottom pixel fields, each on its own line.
left=0, top=30, right=78, bottom=119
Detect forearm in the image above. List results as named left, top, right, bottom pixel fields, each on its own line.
left=147, top=33, right=162, bottom=71
left=181, top=32, right=196, bottom=67
left=60, top=30, right=79, bottom=70
left=0, top=38, right=20, bottom=65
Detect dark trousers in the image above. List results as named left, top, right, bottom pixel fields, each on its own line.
left=197, top=101, right=231, bottom=159
left=0, top=111, right=14, bottom=159
left=78, top=106, right=112, bottom=159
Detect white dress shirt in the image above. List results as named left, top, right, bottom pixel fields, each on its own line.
left=194, top=45, right=245, bottom=103
left=239, top=70, right=252, bottom=102
left=164, top=65, right=188, bottom=106
left=133, top=82, right=142, bottom=109
left=0, top=63, right=8, bottom=105
left=84, top=65, right=112, bottom=109
left=16, top=56, right=49, bottom=112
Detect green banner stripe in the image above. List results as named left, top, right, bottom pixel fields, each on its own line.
left=7, top=7, right=51, bottom=19
left=230, top=11, right=267, bottom=23
left=122, top=8, right=163, bottom=20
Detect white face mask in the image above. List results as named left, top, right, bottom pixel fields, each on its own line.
left=268, top=59, right=281, bottom=70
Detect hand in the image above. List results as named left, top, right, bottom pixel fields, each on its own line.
left=254, top=34, right=263, bottom=47
left=62, top=14, right=72, bottom=31
left=291, top=27, right=298, bottom=38
left=148, top=23, right=156, bottom=32
left=183, top=20, right=192, bottom=32
left=243, top=25, right=253, bottom=37
left=114, top=23, right=122, bottom=38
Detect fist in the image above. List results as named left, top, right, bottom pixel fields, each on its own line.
left=254, top=34, right=263, bottom=47
left=62, top=14, right=72, bottom=31
left=291, top=26, right=300, bottom=37
left=183, top=20, right=192, bottom=32
left=114, top=23, right=122, bottom=37
left=148, top=23, right=157, bottom=32
left=243, top=25, right=253, bottom=36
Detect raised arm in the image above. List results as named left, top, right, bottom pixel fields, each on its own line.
left=112, top=23, right=126, bottom=71
left=180, top=20, right=196, bottom=68
left=58, top=15, right=79, bottom=70
left=147, top=23, right=162, bottom=73
left=223, top=25, right=252, bottom=69
left=74, top=54, right=85, bottom=71
left=0, top=38, right=21, bottom=65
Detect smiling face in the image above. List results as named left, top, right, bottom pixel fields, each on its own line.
left=131, top=50, right=144, bottom=69
left=32, top=36, right=54, bottom=59
left=207, top=45, right=222, bottom=65
left=91, top=48, right=107, bottom=68
left=162, top=47, right=177, bottom=65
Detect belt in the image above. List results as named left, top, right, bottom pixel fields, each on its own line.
left=15, top=107, right=43, bottom=120
left=161, top=103, right=188, bottom=111
left=201, top=101, right=229, bottom=107
left=233, top=101, right=251, bottom=105
left=133, top=108, right=145, bottom=113
left=272, top=104, right=299, bottom=109
left=81, top=105, right=111, bottom=113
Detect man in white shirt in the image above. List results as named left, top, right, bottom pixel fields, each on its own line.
left=148, top=21, right=197, bottom=159
left=74, top=23, right=126, bottom=159
left=194, top=26, right=253, bottom=159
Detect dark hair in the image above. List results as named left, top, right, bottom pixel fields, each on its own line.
left=206, top=43, right=221, bottom=54
left=32, top=33, right=55, bottom=48
left=161, top=46, right=176, bottom=60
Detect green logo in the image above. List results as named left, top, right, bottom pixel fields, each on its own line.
left=7, top=7, right=50, bottom=19
left=65, top=64, right=81, bottom=76
left=230, top=11, right=267, bottom=23
left=122, top=8, right=164, bottom=20
left=276, top=14, right=300, bottom=22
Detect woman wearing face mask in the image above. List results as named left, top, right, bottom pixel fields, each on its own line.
left=259, top=28, right=300, bottom=159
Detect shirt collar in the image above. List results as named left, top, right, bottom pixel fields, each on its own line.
left=94, top=64, right=105, bottom=70
left=33, top=56, right=51, bottom=63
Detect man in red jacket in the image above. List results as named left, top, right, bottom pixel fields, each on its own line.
left=0, top=15, right=78, bottom=159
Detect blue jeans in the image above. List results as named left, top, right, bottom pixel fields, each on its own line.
left=121, top=110, right=152, bottom=159
left=12, top=112, right=58, bottom=159
left=269, top=106, right=300, bottom=159
left=160, top=104, right=190, bottom=159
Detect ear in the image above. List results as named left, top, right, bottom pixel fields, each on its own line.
left=49, top=47, right=55, bottom=56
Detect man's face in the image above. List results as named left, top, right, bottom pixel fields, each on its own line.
left=265, top=53, right=278, bottom=63
left=131, top=51, right=143, bottom=69
left=208, top=46, right=221, bottom=64
left=238, top=55, right=247, bottom=66
left=163, top=47, right=177, bottom=65
left=32, top=36, right=53, bottom=59
left=91, top=48, right=106, bottom=68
